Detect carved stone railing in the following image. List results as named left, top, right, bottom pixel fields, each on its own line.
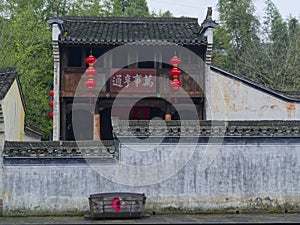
left=112, top=119, right=300, bottom=137
left=3, top=141, right=115, bottom=163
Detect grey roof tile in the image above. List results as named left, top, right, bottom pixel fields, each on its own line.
left=0, top=67, right=18, bottom=100
left=58, top=17, right=206, bottom=46
left=0, top=67, right=26, bottom=111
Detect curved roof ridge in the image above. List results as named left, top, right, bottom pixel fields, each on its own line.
left=60, top=16, right=198, bottom=22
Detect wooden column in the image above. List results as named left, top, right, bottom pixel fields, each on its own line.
left=165, top=101, right=171, bottom=121
left=93, top=114, right=100, bottom=140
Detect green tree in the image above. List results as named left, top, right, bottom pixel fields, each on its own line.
left=151, top=9, right=173, bottom=18
left=217, top=0, right=260, bottom=50
left=212, top=0, right=300, bottom=90
left=0, top=2, right=53, bottom=139
left=125, top=0, right=150, bottom=17
left=68, top=0, right=107, bottom=16
left=111, top=0, right=124, bottom=16
left=213, top=0, right=261, bottom=79
left=108, top=0, right=150, bottom=17
left=257, top=0, right=300, bottom=89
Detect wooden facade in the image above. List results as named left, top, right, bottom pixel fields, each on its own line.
left=48, top=13, right=217, bottom=141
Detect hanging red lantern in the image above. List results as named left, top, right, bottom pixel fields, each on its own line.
left=49, top=89, right=54, bottom=120
left=170, top=80, right=182, bottom=92
left=85, top=67, right=97, bottom=78
left=170, top=56, right=181, bottom=67
left=85, top=53, right=97, bottom=103
left=85, top=79, right=97, bottom=91
left=49, top=90, right=54, bottom=97
left=170, top=67, right=181, bottom=79
left=85, top=55, right=97, bottom=66
left=169, top=55, right=182, bottom=104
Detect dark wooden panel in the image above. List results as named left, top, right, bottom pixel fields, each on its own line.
left=62, top=67, right=107, bottom=97
left=61, top=68, right=204, bottom=97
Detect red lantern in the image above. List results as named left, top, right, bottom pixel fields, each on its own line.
left=49, top=112, right=53, bottom=119
left=170, top=80, right=182, bottom=92
left=85, top=54, right=97, bottom=103
left=85, top=55, right=97, bottom=66
left=170, top=68, right=181, bottom=78
left=49, top=89, right=54, bottom=120
left=85, top=79, right=97, bottom=91
left=49, top=101, right=54, bottom=109
left=49, top=90, right=54, bottom=97
left=85, top=67, right=97, bottom=78
left=170, top=56, right=181, bottom=67
left=169, top=55, right=182, bottom=104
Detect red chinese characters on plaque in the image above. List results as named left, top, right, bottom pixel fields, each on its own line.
left=110, top=69, right=156, bottom=93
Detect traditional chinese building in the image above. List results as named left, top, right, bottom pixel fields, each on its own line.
left=47, top=9, right=217, bottom=141
left=48, top=8, right=300, bottom=142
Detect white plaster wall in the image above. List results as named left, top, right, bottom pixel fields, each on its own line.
left=2, top=80, right=25, bottom=141
left=206, top=69, right=300, bottom=120
left=1, top=144, right=299, bottom=215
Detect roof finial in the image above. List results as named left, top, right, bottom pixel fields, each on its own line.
left=205, top=7, right=213, bottom=22
left=201, top=6, right=217, bottom=29
left=53, top=4, right=58, bottom=17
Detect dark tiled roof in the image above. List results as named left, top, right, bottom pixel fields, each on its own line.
left=0, top=67, right=26, bottom=111
left=58, top=17, right=207, bottom=46
left=0, top=67, right=18, bottom=100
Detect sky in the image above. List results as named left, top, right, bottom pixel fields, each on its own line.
left=147, top=0, right=300, bottom=21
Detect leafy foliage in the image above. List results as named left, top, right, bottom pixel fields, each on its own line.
left=0, top=2, right=53, bottom=140
left=213, top=0, right=300, bottom=91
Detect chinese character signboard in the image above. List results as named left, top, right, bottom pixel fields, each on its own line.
left=110, top=69, right=156, bottom=93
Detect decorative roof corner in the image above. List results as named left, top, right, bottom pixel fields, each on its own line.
left=199, top=7, right=218, bottom=65
left=47, top=17, right=63, bottom=26
left=200, top=7, right=218, bottom=34
left=47, top=6, right=64, bottom=41
left=47, top=5, right=63, bottom=25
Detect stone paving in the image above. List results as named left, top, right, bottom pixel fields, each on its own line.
left=0, top=213, right=299, bottom=224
